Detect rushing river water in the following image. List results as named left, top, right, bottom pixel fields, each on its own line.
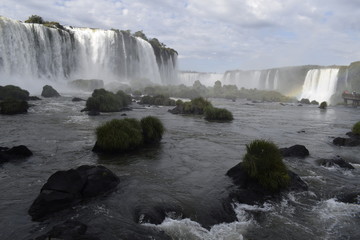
left=0, top=96, right=359, bottom=240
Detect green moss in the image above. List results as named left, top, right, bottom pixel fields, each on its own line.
left=140, top=116, right=165, bottom=144
left=0, top=85, right=29, bottom=100
left=0, top=99, right=29, bottom=115
left=204, top=107, right=233, bottom=121
left=95, top=118, right=143, bottom=152
left=352, top=121, right=360, bottom=135
left=242, top=140, right=290, bottom=192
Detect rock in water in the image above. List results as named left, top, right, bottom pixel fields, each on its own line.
left=41, top=85, right=60, bottom=98
left=226, top=163, right=308, bottom=205
left=280, top=145, right=310, bottom=158
left=316, top=156, right=355, bottom=170
left=0, top=145, right=32, bottom=163
left=28, top=165, right=120, bottom=221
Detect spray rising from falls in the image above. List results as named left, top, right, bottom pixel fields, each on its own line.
left=0, top=16, right=178, bottom=90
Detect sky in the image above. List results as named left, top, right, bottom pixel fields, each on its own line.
left=1, top=0, right=360, bottom=73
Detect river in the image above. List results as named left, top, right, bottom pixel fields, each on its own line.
left=0, top=96, right=359, bottom=240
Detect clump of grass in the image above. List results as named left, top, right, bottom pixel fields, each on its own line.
left=204, top=107, right=233, bottom=121
left=141, top=116, right=165, bottom=144
left=85, top=89, right=131, bottom=112
left=95, top=119, right=143, bottom=152
left=242, top=140, right=290, bottom=192
left=352, top=121, right=360, bottom=135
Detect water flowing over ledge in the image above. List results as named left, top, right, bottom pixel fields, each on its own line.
left=0, top=16, right=178, bottom=88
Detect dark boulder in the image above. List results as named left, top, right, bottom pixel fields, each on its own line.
left=226, top=163, right=308, bottom=205
left=299, top=98, right=310, bottom=104
left=35, top=220, right=100, bottom=240
left=41, top=85, right=60, bottom=98
left=280, top=145, right=310, bottom=158
left=316, top=156, right=355, bottom=170
left=333, top=137, right=360, bottom=147
left=0, top=145, right=32, bottom=163
left=0, top=99, right=29, bottom=115
left=28, top=165, right=120, bottom=221
left=28, top=96, right=42, bottom=101
left=87, top=110, right=100, bottom=116
left=72, top=97, right=86, bottom=102
left=336, top=192, right=360, bottom=204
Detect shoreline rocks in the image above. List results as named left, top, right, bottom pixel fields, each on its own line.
left=41, top=85, right=61, bottom=98
left=316, top=156, right=355, bottom=170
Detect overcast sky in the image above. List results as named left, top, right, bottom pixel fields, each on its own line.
left=1, top=0, right=360, bottom=72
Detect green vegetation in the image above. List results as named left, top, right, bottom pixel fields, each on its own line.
left=204, top=107, right=233, bottom=121
left=140, top=116, right=165, bottom=144
left=140, top=95, right=176, bottom=106
left=85, top=89, right=131, bottom=112
left=94, top=116, right=165, bottom=153
left=25, top=15, right=44, bottom=24
left=242, top=140, right=290, bottom=192
left=95, top=119, right=143, bottom=152
left=352, top=121, right=360, bottom=135
left=24, top=15, right=65, bottom=30
left=319, top=101, right=327, bottom=109
left=0, top=85, right=29, bottom=100
left=0, top=99, right=29, bottom=115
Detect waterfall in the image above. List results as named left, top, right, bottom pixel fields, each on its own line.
left=300, top=68, right=340, bottom=103
left=0, top=16, right=177, bottom=90
left=264, top=71, right=271, bottom=90
left=178, top=71, right=222, bottom=86
left=273, top=70, right=279, bottom=90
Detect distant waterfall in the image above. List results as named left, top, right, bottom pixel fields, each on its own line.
left=178, top=71, right=222, bottom=86
left=0, top=16, right=177, bottom=89
left=300, top=68, right=340, bottom=103
left=273, top=70, right=279, bottom=90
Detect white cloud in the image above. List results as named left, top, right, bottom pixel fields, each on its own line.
left=1, top=0, right=360, bottom=72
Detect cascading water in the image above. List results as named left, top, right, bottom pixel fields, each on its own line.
left=300, top=68, right=340, bottom=103
left=273, top=70, right=279, bottom=90
left=178, top=71, right=222, bottom=86
left=0, top=16, right=178, bottom=91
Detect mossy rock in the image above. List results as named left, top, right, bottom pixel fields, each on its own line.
left=0, top=100, right=29, bottom=115
left=352, top=121, right=360, bottom=135
left=141, top=116, right=165, bottom=144
left=204, top=107, right=233, bottom=121
left=0, top=85, right=29, bottom=101
left=319, top=101, right=327, bottom=109
left=85, top=89, right=131, bottom=112
left=41, top=85, right=60, bottom=98
left=93, top=118, right=143, bottom=153
left=242, top=140, right=290, bottom=192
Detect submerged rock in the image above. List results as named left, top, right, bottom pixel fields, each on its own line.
left=0, top=145, right=33, bottom=163
left=226, top=163, right=308, bottom=205
left=28, top=165, right=120, bottom=221
left=280, top=145, right=310, bottom=158
left=41, top=85, right=60, bottom=98
left=34, top=220, right=98, bottom=240
left=336, top=192, right=360, bottom=204
left=333, top=137, right=360, bottom=147
left=316, top=156, right=355, bottom=170
left=72, top=97, right=86, bottom=102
